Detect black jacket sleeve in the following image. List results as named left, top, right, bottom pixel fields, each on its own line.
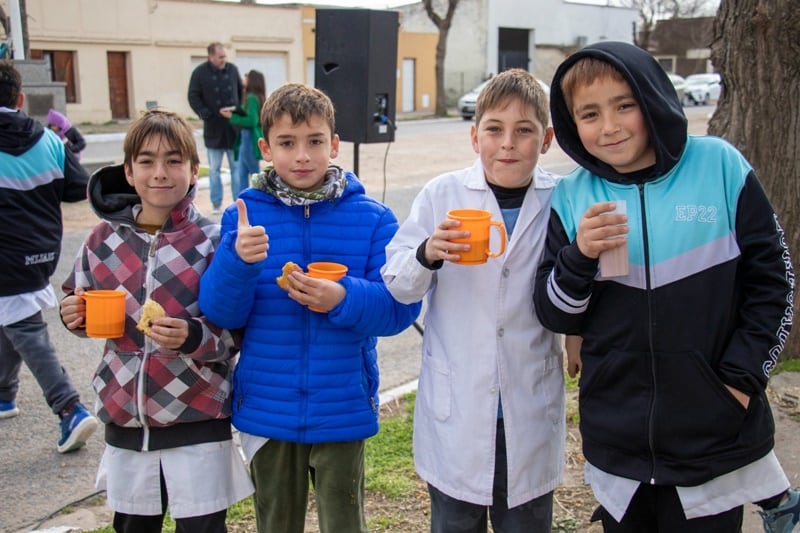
left=188, top=66, right=211, bottom=121
left=61, top=148, right=89, bottom=203
left=534, top=208, right=599, bottom=335
left=717, top=171, right=795, bottom=394
left=65, top=127, right=86, bottom=153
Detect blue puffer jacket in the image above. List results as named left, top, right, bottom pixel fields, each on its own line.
left=199, top=171, right=421, bottom=443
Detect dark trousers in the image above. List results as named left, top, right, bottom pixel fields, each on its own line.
left=249, top=438, right=368, bottom=533
left=112, top=467, right=227, bottom=533
left=592, top=484, right=743, bottom=532
left=0, top=311, right=78, bottom=414
left=429, top=418, right=554, bottom=533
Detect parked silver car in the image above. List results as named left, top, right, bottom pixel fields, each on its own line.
left=457, top=78, right=551, bottom=120
left=667, top=73, right=687, bottom=105
left=683, top=73, right=722, bottom=106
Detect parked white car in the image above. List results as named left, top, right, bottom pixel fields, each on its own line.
left=457, top=78, right=551, bottom=120
left=667, top=73, right=687, bottom=105
left=683, top=73, right=721, bottom=106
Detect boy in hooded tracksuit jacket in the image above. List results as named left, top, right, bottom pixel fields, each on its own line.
left=534, top=41, right=797, bottom=531
left=0, top=61, right=97, bottom=453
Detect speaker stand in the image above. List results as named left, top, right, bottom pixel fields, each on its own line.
left=353, top=142, right=360, bottom=177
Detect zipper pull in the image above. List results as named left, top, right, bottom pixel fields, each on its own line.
left=148, top=232, right=159, bottom=257
left=304, top=205, right=310, bottom=219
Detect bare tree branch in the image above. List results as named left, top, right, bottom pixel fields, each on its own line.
left=612, top=0, right=719, bottom=48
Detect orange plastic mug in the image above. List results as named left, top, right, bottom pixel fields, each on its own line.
left=306, top=262, right=348, bottom=312
left=81, top=290, right=126, bottom=338
left=446, top=209, right=507, bottom=265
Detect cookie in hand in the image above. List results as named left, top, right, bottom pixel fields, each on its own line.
left=137, top=299, right=166, bottom=335
left=276, top=261, right=302, bottom=291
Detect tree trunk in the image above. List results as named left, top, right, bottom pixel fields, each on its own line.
left=423, top=0, right=459, bottom=117
left=709, top=0, right=800, bottom=359
left=434, top=29, right=449, bottom=116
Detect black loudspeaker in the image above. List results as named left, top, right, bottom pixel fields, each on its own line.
left=315, top=9, right=398, bottom=144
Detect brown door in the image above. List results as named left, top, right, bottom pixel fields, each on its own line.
left=107, top=52, right=129, bottom=119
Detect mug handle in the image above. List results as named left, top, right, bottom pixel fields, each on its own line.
left=487, top=220, right=507, bottom=258
left=76, top=292, right=87, bottom=329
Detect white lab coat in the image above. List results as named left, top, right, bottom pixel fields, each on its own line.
left=382, top=159, right=565, bottom=507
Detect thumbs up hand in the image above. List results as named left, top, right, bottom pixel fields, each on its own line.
left=234, top=199, right=269, bottom=264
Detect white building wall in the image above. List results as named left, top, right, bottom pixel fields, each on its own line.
left=399, top=0, right=637, bottom=105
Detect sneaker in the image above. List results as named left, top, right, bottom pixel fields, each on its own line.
left=212, top=205, right=222, bottom=215
left=57, top=402, right=98, bottom=453
left=760, top=488, right=800, bottom=533
left=0, top=400, right=19, bottom=419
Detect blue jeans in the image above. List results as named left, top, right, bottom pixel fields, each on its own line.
left=428, top=418, right=554, bottom=532
left=206, top=147, right=238, bottom=209
left=235, top=129, right=260, bottom=198
left=0, top=311, right=79, bottom=414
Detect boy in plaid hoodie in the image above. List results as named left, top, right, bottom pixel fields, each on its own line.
left=60, top=109, right=252, bottom=533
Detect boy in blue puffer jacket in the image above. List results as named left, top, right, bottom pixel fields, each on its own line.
left=199, top=82, right=421, bottom=533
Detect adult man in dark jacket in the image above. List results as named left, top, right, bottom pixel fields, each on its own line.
left=0, top=61, right=97, bottom=453
left=188, top=42, right=242, bottom=213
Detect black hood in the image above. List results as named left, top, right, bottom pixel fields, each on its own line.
left=88, top=164, right=198, bottom=225
left=0, top=110, right=45, bottom=155
left=550, top=41, right=688, bottom=183
left=88, top=164, right=140, bottom=223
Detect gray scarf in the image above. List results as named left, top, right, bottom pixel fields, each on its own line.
left=252, top=164, right=347, bottom=206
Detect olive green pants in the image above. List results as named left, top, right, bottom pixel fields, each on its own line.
left=250, top=439, right=368, bottom=533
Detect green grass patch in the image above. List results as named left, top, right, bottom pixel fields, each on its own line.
left=365, top=392, right=418, bottom=498
left=774, top=358, right=800, bottom=374
left=564, top=371, right=579, bottom=392
left=226, top=496, right=255, bottom=521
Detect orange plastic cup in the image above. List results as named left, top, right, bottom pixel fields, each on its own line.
left=81, top=290, right=126, bottom=338
left=446, top=209, right=507, bottom=265
left=306, top=262, right=348, bottom=312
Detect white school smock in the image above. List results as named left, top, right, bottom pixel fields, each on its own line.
left=586, top=451, right=789, bottom=521
left=97, top=440, right=254, bottom=519
left=381, top=159, right=566, bottom=507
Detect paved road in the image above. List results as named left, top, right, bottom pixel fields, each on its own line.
left=3, top=107, right=751, bottom=533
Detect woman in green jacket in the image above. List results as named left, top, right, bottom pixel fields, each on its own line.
left=222, top=69, right=266, bottom=197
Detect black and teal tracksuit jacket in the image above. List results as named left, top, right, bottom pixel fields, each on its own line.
left=534, top=41, right=794, bottom=487
left=0, top=110, right=88, bottom=297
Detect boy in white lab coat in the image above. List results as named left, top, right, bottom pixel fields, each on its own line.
left=382, top=69, right=565, bottom=532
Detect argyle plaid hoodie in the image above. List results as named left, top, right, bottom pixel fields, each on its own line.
left=63, top=165, right=239, bottom=450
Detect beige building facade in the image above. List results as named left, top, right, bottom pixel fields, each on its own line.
left=5, top=0, right=436, bottom=125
